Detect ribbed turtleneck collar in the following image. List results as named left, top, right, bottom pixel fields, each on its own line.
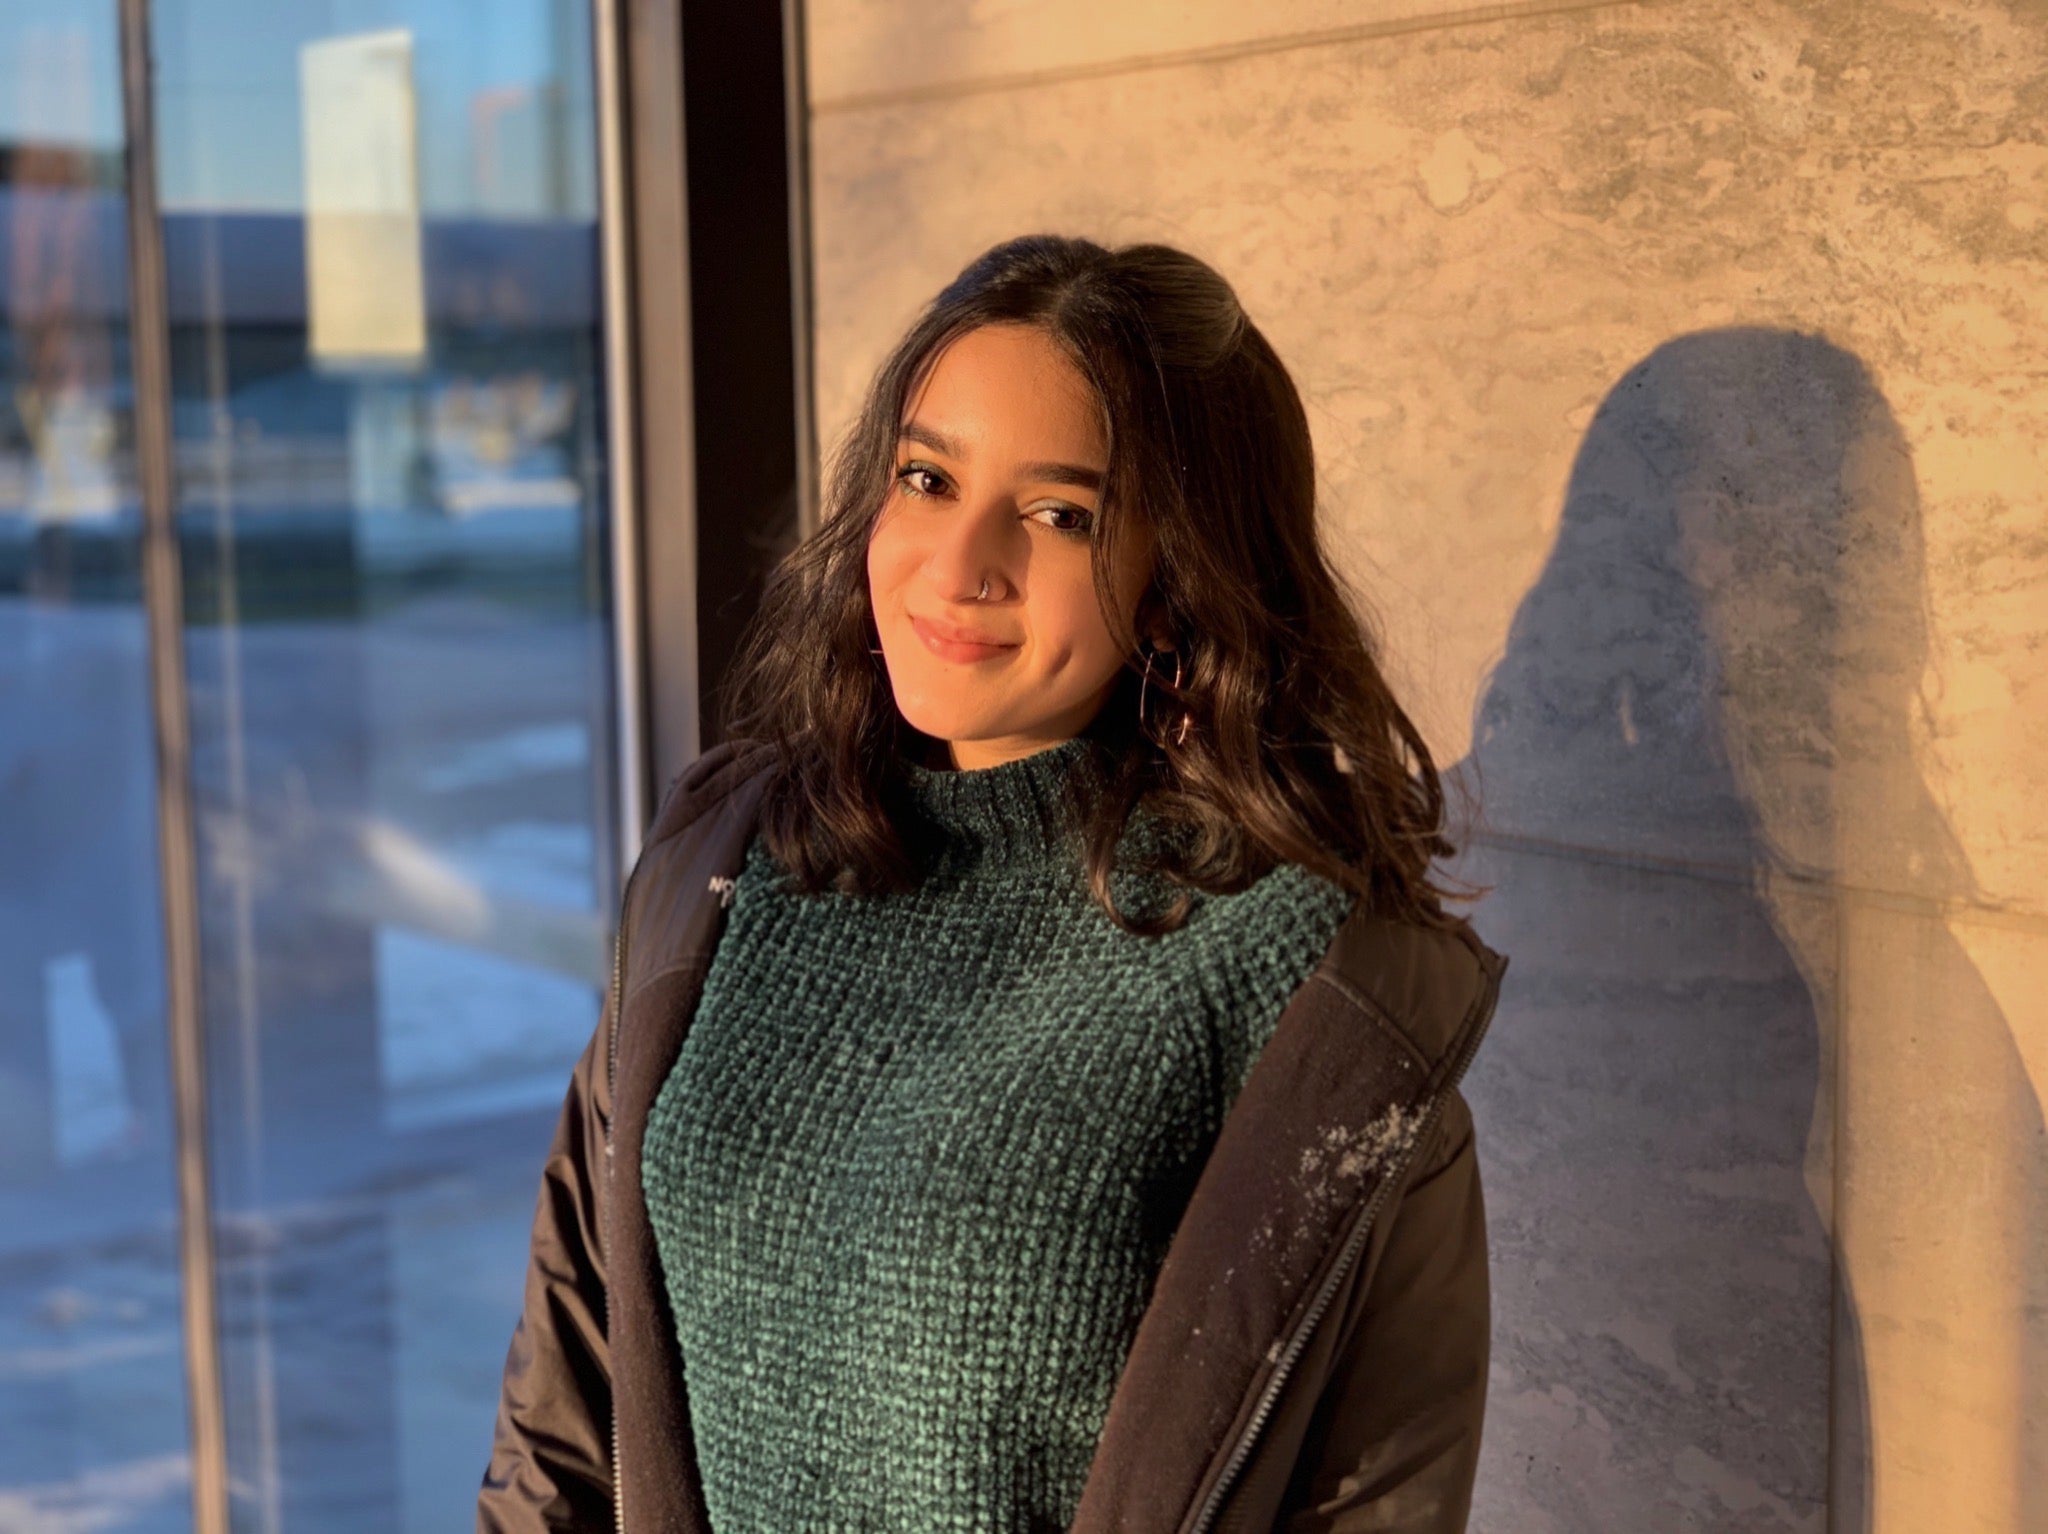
left=902, top=735, right=1105, bottom=863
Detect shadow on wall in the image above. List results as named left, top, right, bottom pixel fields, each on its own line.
left=1444, top=328, right=2044, bottom=1532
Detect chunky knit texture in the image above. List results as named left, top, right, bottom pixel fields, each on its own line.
left=641, top=736, right=1358, bottom=1533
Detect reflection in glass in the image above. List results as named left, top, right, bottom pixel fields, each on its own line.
left=153, top=0, right=618, bottom=1526
left=0, top=6, right=195, bottom=1531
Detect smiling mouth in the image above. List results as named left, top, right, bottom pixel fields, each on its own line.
left=909, top=615, right=1020, bottom=663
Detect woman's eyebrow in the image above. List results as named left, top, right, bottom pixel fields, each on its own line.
left=898, top=419, right=1105, bottom=492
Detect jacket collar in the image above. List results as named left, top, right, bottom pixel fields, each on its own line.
left=607, top=744, right=1506, bottom=1534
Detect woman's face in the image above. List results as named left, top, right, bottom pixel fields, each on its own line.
left=867, top=322, right=1156, bottom=770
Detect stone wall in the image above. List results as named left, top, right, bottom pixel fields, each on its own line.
left=802, top=4, right=2048, bottom=1527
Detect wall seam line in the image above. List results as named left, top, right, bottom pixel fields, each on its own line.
left=1468, top=828, right=2048, bottom=937
left=810, top=0, right=1658, bottom=117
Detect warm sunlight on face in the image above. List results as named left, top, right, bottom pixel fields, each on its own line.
left=867, top=323, right=1155, bottom=771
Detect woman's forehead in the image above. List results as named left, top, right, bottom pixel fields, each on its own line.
left=902, top=325, right=1106, bottom=462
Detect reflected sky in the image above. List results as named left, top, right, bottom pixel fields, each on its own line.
left=0, top=0, right=595, bottom=217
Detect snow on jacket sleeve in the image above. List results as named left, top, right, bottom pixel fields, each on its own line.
left=1274, top=1084, right=1491, bottom=1532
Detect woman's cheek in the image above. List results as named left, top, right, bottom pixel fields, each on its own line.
left=866, top=519, right=911, bottom=596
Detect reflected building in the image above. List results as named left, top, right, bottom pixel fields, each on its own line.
left=1, top=4, right=625, bottom=1528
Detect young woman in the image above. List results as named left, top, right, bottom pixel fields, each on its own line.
left=479, top=234, right=1509, bottom=1534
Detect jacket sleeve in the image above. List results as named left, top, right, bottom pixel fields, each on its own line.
left=1276, top=1085, right=1491, bottom=1532
left=476, top=979, right=617, bottom=1532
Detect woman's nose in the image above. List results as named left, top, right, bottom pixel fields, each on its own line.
left=922, top=496, right=1016, bottom=595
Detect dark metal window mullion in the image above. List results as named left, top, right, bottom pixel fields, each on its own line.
left=593, top=0, right=652, bottom=866
left=116, top=1, right=233, bottom=1530
left=781, top=0, right=817, bottom=543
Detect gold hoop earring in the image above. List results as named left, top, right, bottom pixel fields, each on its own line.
left=1138, top=646, right=1192, bottom=746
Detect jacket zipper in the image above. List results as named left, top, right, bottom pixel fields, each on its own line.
left=1183, top=961, right=1502, bottom=1534
left=604, top=856, right=639, bottom=1534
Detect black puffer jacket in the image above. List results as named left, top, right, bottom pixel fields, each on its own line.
left=478, top=739, right=1509, bottom=1532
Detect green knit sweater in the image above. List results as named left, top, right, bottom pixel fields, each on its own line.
left=641, top=735, right=1357, bottom=1533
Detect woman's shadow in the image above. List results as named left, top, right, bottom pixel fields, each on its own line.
left=1440, top=328, right=2046, bottom=1531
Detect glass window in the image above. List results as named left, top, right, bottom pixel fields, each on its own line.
left=151, top=0, right=619, bottom=1525
left=0, top=4, right=196, bottom=1530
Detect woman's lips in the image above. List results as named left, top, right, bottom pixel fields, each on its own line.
left=909, top=614, right=1020, bottom=664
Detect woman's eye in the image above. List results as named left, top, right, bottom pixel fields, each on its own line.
left=893, top=463, right=1091, bottom=539
left=1030, top=504, right=1096, bottom=539
left=894, top=464, right=946, bottom=499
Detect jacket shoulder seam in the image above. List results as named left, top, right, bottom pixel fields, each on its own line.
left=1306, top=967, right=1434, bottom=1077
left=642, top=737, right=779, bottom=853
left=1310, top=913, right=1502, bottom=1084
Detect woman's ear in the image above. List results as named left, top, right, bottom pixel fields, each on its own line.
left=1132, top=588, right=1176, bottom=655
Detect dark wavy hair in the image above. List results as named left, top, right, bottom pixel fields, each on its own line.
left=715, top=233, right=1488, bottom=936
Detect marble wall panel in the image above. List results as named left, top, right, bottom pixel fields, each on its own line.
left=804, top=0, right=2048, bottom=1525
left=1831, top=898, right=2048, bottom=1532
left=808, top=0, right=1630, bottom=105
left=808, top=0, right=2048, bottom=909
left=1445, top=835, right=1835, bottom=1529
